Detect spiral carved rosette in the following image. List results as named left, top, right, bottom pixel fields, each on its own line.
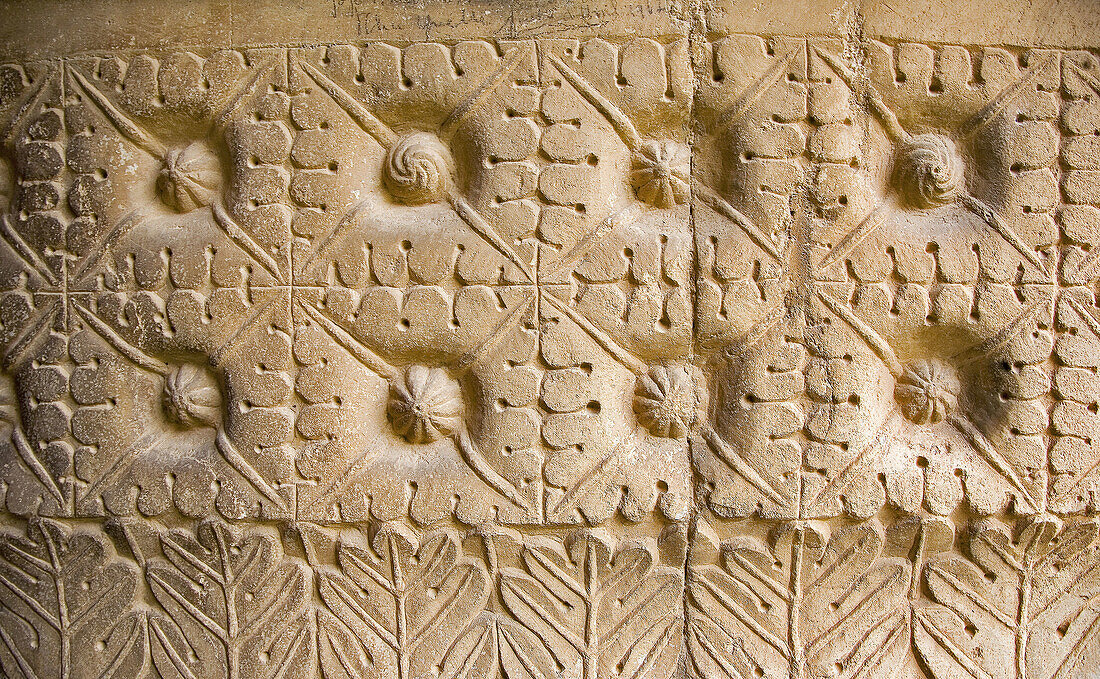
left=382, top=133, right=452, bottom=205
left=892, top=134, right=964, bottom=209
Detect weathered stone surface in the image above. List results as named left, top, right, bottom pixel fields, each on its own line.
left=0, top=1, right=1099, bottom=678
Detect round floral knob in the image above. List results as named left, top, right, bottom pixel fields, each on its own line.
left=383, top=133, right=452, bottom=205
left=893, top=133, right=964, bottom=209
left=894, top=358, right=960, bottom=425
left=634, top=364, right=706, bottom=438
left=157, top=143, right=221, bottom=213
left=163, top=364, right=222, bottom=428
left=387, top=365, right=463, bottom=443
left=630, top=139, right=690, bottom=208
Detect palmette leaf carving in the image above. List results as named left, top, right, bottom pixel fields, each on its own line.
left=687, top=520, right=910, bottom=679
left=500, top=529, right=684, bottom=679
left=439, top=612, right=558, bottom=679
left=311, top=523, right=490, bottom=679
left=0, top=518, right=145, bottom=679
left=915, top=516, right=1100, bottom=679
left=145, top=520, right=312, bottom=679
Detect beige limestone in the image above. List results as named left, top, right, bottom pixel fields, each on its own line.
left=0, top=1, right=1099, bottom=678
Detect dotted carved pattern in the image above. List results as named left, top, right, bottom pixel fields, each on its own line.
left=0, top=37, right=1097, bottom=679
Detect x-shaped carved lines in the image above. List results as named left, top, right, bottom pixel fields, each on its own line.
left=812, top=47, right=1057, bottom=279
left=815, top=286, right=1049, bottom=513
left=24, top=60, right=293, bottom=514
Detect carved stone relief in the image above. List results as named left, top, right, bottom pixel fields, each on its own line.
left=1, top=1, right=1099, bottom=677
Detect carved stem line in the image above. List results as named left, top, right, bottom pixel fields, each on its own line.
left=958, top=193, right=1049, bottom=277
left=540, top=204, right=639, bottom=280
left=547, top=54, right=642, bottom=152
left=11, top=425, right=66, bottom=506
left=812, top=47, right=907, bottom=143
left=700, top=425, right=788, bottom=504
left=717, top=50, right=797, bottom=132
left=298, top=60, right=398, bottom=149
left=696, top=183, right=784, bottom=263
left=212, top=201, right=287, bottom=284
left=815, top=288, right=905, bottom=378
left=815, top=203, right=892, bottom=274
left=214, top=429, right=289, bottom=514
left=947, top=412, right=1041, bottom=513
left=539, top=291, right=647, bottom=376
left=0, top=214, right=59, bottom=286
left=71, top=301, right=170, bottom=376
left=65, top=65, right=167, bottom=158
left=441, top=45, right=531, bottom=138
left=959, top=54, right=1060, bottom=139
left=448, top=193, right=535, bottom=283
left=297, top=298, right=398, bottom=380
left=455, top=429, right=534, bottom=514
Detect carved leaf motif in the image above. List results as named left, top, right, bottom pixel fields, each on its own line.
left=0, top=518, right=145, bottom=679
left=500, top=529, right=684, bottom=679
left=313, top=524, right=489, bottom=679
left=687, top=520, right=910, bottom=679
left=439, top=612, right=558, bottom=679
left=145, top=520, right=312, bottom=679
left=916, top=516, right=1100, bottom=679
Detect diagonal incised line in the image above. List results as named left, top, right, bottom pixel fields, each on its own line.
left=812, top=46, right=907, bottom=143
left=295, top=200, right=370, bottom=282
left=212, top=202, right=287, bottom=284
left=1066, top=295, right=1100, bottom=343
left=214, top=429, right=289, bottom=513
left=441, top=44, right=531, bottom=138
left=3, top=300, right=60, bottom=371
left=11, top=425, right=66, bottom=506
left=66, top=65, right=167, bottom=158
left=298, top=298, right=398, bottom=380
left=547, top=54, right=641, bottom=151
left=808, top=409, right=899, bottom=512
left=1, top=67, right=50, bottom=148
left=951, top=295, right=1048, bottom=368
left=541, top=204, right=638, bottom=280
left=540, top=291, right=647, bottom=375
left=695, top=183, right=784, bottom=263
left=453, top=291, right=534, bottom=375
left=70, top=208, right=150, bottom=287
left=71, top=301, right=170, bottom=376
left=716, top=50, right=796, bottom=131
left=448, top=193, right=535, bottom=283
left=723, top=305, right=786, bottom=362
left=701, top=425, right=788, bottom=505
left=948, top=412, right=1040, bottom=512
left=958, top=193, right=1049, bottom=276
left=815, top=203, right=892, bottom=274
left=212, top=60, right=277, bottom=130
left=0, top=214, right=59, bottom=286
left=816, top=288, right=905, bottom=378
left=210, top=288, right=284, bottom=364
left=959, top=53, right=1060, bottom=139
left=298, top=60, right=398, bottom=149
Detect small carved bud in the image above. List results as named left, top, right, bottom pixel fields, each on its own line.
left=157, top=143, right=221, bottom=212
left=383, top=133, right=452, bottom=205
left=893, top=133, right=964, bottom=209
left=630, top=139, right=690, bottom=208
left=894, top=358, right=961, bottom=425
left=634, top=364, right=706, bottom=438
left=163, top=364, right=222, bottom=428
left=387, top=365, right=462, bottom=443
